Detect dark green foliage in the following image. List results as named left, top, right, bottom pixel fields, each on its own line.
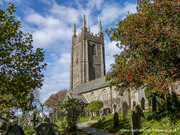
left=0, top=3, right=46, bottom=117
left=142, top=111, right=180, bottom=134
left=62, top=97, right=86, bottom=133
left=152, top=95, right=156, bottom=112
left=87, top=100, right=103, bottom=112
left=157, top=91, right=180, bottom=122
left=113, top=112, right=119, bottom=128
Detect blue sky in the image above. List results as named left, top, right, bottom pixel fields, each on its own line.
left=1, top=0, right=137, bottom=102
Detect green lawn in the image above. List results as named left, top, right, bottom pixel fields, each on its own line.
left=24, top=126, right=33, bottom=135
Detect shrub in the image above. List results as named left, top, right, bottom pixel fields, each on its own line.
left=87, top=100, right=103, bottom=115
left=61, top=97, right=86, bottom=133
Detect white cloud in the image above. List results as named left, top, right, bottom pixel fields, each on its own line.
left=40, top=53, right=71, bottom=102
left=105, top=41, right=122, bottom=72
left=25, top=11, right=73, bottom=49
left=87, top=0, right=104, bottom=10
left=99, top=2, right=137, bottom=25
left=11, top=0, right=137, bottom=102
left=50, top=3, right=80, bottom=24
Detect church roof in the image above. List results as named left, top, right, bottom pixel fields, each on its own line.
left=71, top=94, right=89, bottom=104
left=71, top=76, right=110, bottom=94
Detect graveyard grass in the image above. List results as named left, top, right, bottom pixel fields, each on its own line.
left=88, top=110, right=133, bottom=135
left=140, top=110, right=180, bottom=135
left=24, top=127, right=33, bottom=135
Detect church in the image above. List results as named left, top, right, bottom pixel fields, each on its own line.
left=67, top=15, right=180, bottom=114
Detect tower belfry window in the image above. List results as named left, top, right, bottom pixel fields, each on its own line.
left=92, top=44, right=96, bottom=55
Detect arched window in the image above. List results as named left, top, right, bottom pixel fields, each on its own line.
left=91, top=92, right=96, bottom=101
left=103, top=89, right=108, bottom=102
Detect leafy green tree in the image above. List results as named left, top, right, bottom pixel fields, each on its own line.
left=62, top=97, right=86, bottom=133
left=106, top=0, right=179, bottom=96
left=0, top=3, right=46, bottom=117
left=87, top=100, right=103, bottom=112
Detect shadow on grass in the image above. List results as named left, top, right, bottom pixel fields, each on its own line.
left=89, top=114, right=131, bottom=135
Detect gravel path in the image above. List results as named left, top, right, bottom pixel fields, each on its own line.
left=77, top=121, right=112, bottom=135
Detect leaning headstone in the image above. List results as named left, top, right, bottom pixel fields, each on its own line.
left=131, top=111, right=140, bottom=135
left=122, top=102, right=128, bottom=118
left=135, top=105, right=145, bottom=118
left=32, top=123, right=59, bottom=135
left=135, top=105, right=145, bottom=123
left=5, top=124, right=24, bottom=135
left=152, top=95, right=156, bottom=112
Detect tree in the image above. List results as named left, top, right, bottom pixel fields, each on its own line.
left=44, top=89, right=67, bottom=113
left=106, top=0, right=179, bottom=97
left=0, top=3, right=47, bottom=117
left=61, top=97, right=86, bottom=133
left=87, top=100, right=103, bottom=112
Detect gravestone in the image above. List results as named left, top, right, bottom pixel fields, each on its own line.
left=122, top=102, right=128, bottom=118
left=141, top=98, right=145, bottom=110
left=131, top=105, right=145, bottom=135
left=43, top=117, right=50, bottom=123
left=49, top=113, right=53, bottom=123
left=152, top=95, right=156, bottom=112
left=32, top=123, right=59, bottom=135
left=99, top=109, right=103, bottom=118
left=18, top=115, right=25, bottom=126
left=135, top=105, right=145, bottom=123
left=57, top=112, right=64, bottom=120
left=5, top=124, right=24, bottom=135
left=12, top=117, right=18, bottom=125
left=112, top=104, right=117, bottom=114
left=131, top=111, right=140, bottom=135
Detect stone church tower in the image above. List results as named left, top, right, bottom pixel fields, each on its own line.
left=70, top=15, right=106, bottom=90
